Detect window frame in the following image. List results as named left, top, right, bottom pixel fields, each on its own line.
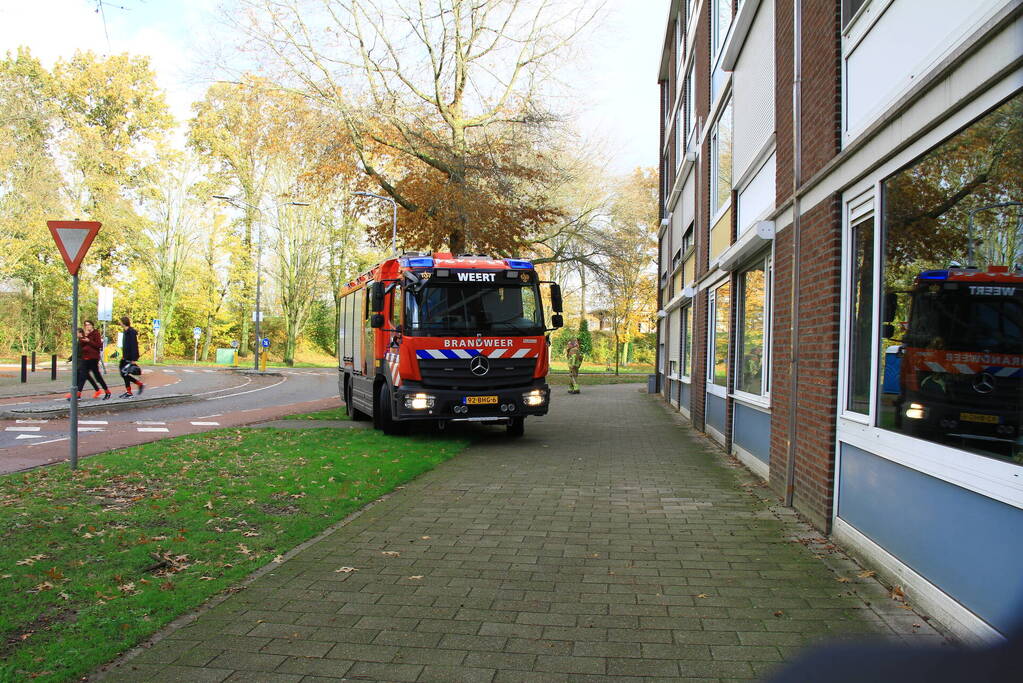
left=732, top=252, right=772, bottom=403
left=711, top=97, right=734, bottom=220
left=681, top=303, right=693, bottom=382
left=707, top=280, right=731, bottom=394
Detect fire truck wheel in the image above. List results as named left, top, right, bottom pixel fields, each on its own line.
left=507, top=416, right=525, bottom=437
left=377, top=383, right=407, bottom=436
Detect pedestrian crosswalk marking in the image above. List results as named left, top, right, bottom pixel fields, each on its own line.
left=137, top=427, right=169, bottom=433
left=16, top=419, right=48, bottom=424
left=135, top=421, right=166, bottom=425
left=190, top=421, right=220, bottom=426
left=163, top=369, right=177, bottom=373
left=79, top=420, right=108, bottom=425
left=77, top=427, right=104, bottom=432
left=15, top=434, right=43, bottom=440
left=6, top=426, right=41, bottom=432
left=183, top=369, right=196, bottom=373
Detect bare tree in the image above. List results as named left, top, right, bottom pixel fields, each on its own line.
left=235, top=0, right=601, bottom=252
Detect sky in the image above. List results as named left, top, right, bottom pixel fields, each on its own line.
left=0, top=0, right=669, bottom=174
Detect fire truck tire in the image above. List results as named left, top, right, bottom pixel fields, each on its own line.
left=376, top=383, right=407, bottom=436
left=507, top=416, right=525, bottom=437
left=345, top=382, right=370, bottom=421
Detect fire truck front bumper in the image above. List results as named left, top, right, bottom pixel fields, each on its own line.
left=393, top=382, right=550, bottom=422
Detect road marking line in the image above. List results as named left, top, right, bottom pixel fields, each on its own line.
left=195, top=413, right=222, bottom=419
left=16, top=419, right=48, bottom=423
left=190, top=421, right=220, bottom=426
left=78, top=427, right=104, bottom=432
left=137, top=427, right=169, bottom=433
left=135, top=421, right=166, bottom=425
left=16, top=434, right=44, bottom=440
left=202, top=370, right=216, bottom=373
left=183, top=370, right=196, bottom=373
left=6, top=426, right=41, bottom=432
left=31, top=437, right=68, bottom=446
left=206, top=376, right=288, bottom=401
left=163, top=369, right=177, bottom=373
left=79, top=420, right=108, bottom=425
left=195, top=377, right=253, bottom=396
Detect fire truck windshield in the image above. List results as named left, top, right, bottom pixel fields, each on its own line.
left=906, top=289, right=1023, bottom=354
left=405, top=282, right=544, bottom=336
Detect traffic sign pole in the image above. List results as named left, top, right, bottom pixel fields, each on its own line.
left=70, top=274, right=80, bottom=470
left=47, top=219, right=102, bottom=471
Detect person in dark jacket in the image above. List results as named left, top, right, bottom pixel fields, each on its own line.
left=118, top=316, right=144, bottom=398
left=77, top=320, right=110, bottom=399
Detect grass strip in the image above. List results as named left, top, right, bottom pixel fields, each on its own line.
left=0, top=426, right=467, bottom=682
left=547, top=374, right=646, bottom=386
left=282, top=406, right=350, bottom=421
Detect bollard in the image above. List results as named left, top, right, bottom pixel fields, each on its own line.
left=51, top=354, right=57, bottom=381
left=31, top=351, right=36, bottom=372
left=21, top=355, right=27, bottom=383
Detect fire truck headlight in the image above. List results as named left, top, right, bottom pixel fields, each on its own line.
left=405, top=393, right=435, bottom=410
left=905, top=403, right=925, bottom=420
left=522, top=389, right=546, bottom=407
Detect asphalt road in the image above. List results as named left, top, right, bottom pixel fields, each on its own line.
left=0, top=366, right=341, bottom=474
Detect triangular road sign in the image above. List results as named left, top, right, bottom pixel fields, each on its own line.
left=47, top=220, right=102, bottom=276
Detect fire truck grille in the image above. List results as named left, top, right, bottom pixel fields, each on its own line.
left=417, top=358, right=537, bottom=390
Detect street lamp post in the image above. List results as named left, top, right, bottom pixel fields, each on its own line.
left=212, top=195, right=309, bottom=371
left=353, top=191, right=398, bottom=256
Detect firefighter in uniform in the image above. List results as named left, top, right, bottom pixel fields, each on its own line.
left=566, top=338, right=583, bottom=394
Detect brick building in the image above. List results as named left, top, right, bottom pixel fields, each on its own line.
left=656, top=0, right=1022, bottom=642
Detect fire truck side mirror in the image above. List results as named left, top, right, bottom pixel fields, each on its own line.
left=369, top=282, right=385, bottom=313
left=550, top=284, right=564, bottom=313
left=551, top=314, right=564, bottom=329
left=370, top=313, right=385, bottom=329
left=882, top=291, right=898, bottom=323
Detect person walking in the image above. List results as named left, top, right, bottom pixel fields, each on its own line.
left=79, top=320, right=110, bottom=399
left=65, top=327, right=100, bottom=400
left=566, top=338, right=583, bottom=394
left=118, top=316, right=144, bottom=398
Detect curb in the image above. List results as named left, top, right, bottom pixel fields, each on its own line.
left=0, top=393, right=193, bottom=419
left=231, top=369, right=285, bottom=378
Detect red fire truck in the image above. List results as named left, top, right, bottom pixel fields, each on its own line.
left=889, top=265, right=1022, bottom=456
left=338, top=252, right=564, bottom=436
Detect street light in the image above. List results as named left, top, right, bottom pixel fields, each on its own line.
left=212, top=195, right=310, bottom=372
left=353, top=191, right=397, bottom=256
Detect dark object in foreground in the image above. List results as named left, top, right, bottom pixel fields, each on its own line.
left=765, top=627, right=1021, bottom=683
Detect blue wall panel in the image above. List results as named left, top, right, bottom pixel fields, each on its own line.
left=680, top=381, right=691, bottom=412
left=838, top=444, right=1023, bottom=635
left=733, top=403, right=770, bottom=464
left=705, top=392, right=726, bottom=434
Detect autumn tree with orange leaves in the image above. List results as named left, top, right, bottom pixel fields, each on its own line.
left=237, top=0, right=599, bottom=255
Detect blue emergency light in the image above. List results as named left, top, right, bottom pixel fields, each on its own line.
left=404, top=257, right=434, bottom=268
left=918, top=269, right=949, bottom=280
left=505, top=259, right=533, bottom=269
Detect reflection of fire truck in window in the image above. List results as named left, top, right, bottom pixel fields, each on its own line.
left=892, top=266, right=1023, bottom=452
left=337, top=253, right=564, bottom=437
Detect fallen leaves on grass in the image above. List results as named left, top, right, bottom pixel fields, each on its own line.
left=334, top=567, right=358, bottom=574
left=858, top=570, right=876, bottom=578
left=381, top=551, right=400, bottom=557
left=16, top=554, right=47, bottom=566
left=835, top=577, right=851, bottom=583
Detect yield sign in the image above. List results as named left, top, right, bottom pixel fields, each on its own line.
left=47, top=220, right=102, bottom=276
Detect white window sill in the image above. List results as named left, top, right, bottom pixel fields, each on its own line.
left=731, top=391, right=770, bottom=412
left=706, top=383, right=728, bottom=398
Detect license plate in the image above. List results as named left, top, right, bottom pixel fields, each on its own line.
left=960, top=412, right=999, bottom=424
left=464, top=396, right=498, bottom=405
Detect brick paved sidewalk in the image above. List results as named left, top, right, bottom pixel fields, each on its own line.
left=97, top=383, right=945, bottom=682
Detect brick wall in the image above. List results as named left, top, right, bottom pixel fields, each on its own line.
left=769, top=195, right=843, bottom=531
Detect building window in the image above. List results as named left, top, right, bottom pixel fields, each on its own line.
left=847, top=216, right=874, bottom=414
left=711, top=99, right=733, bottom=216
left=682, top=304, right=693, bottom=378
left=682, top=222, right=694, bottom=254
left=684, top=64, right=696, bottom=143
left=879, top=91, right=1022, bottom=466
left=709, top=282, right=731, bottom=387
left=675, top=110, right=683, bottom=172
left=674, top=15, right=683, bottom=87
left=711, top=0, right=733, bottom=60
left=842, top=0, right=867, bottom=27
left=736, top=257, right=769, bottom=396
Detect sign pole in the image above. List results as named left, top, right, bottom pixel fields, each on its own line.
left=70, top=273, right=80, bottom=470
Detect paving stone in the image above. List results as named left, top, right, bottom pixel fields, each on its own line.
left=97, top=385, right=942, bottom=681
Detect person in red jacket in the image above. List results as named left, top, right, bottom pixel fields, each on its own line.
left=77, top=320, right=110, bottom=399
